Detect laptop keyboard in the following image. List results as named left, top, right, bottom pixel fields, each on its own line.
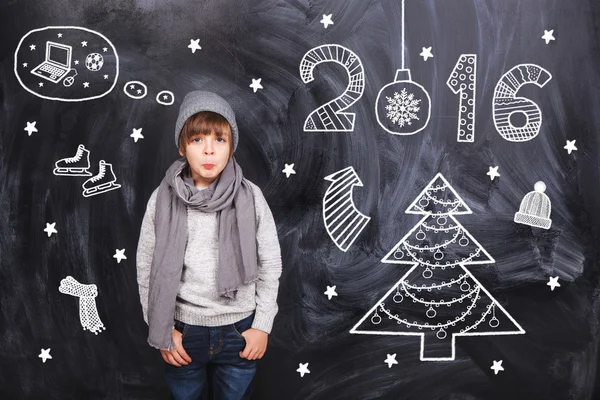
left=40, top=64, right=65, bottom=76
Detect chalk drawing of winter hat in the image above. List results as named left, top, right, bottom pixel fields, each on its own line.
left=514, top=181, right=552, bottom=229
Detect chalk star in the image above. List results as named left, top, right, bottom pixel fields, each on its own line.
left=249, top=78, right=263, bottom=93
left=163, top=95, right=169, bottom=99
left=23, top=62, right=28, bottom=67
left=486, top=166, right=500, bottom=181
left=74, top=60, right=79, bottom=65
left=38, top=348, right=52, bottom=363
left=83, top=82, right=90, bottom=88
left=282, top=163, right=296, bottom=178
left=564, top=140, right=577, bottom=154
left=324, top=285, right=338, bottom=300
left=29, top=44, right=36, bottom=51
left=542, top=30, right=555, bottom=44
left=24, top=121, right=38, bottom=136
left=420, top=46, right=434, bottom=61
left=57, top=33, right=63, bottom=38
left=320, top=14, right=334, bottom=28
left=130, top=127, right=144, bottom=143
left=103, top=75, right=109, bottom=79
left=113, top=249, right=127, bottom=263
left=129, top=84, right=135, bottom=89
left=296, top=363, right=310, bottom=377
left=384, top=353, right=398, bottom=368
left=81, top=41, right=88, bottom=47
left=547, top=276, right=561, bottom=291
left=102, top=47, right=108, bottom=52
left=188, top=38, right=202, bottom=53
left=44, top=222, right=57, bottom=237
left=136, top=89, right=142, bottom=94
left=38, top=82, right=44, bottom=87
left=490, top=360, right=504, bottom=375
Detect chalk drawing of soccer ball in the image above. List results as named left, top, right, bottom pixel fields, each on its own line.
left=85, top=53, right=104, bottom=71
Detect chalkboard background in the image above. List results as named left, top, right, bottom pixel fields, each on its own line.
left=1, top=0, right=599, bottom=399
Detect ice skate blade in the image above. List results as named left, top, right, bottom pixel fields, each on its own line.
left=82, top=183, right=121, bottom=197
left=53, top=167, right=93, bottom=177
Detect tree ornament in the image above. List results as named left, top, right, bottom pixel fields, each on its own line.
left=375, top=0, right=431, bottom=135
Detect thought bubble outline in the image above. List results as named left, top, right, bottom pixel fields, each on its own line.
left=14, top=26, right=119, bottom=102
left=156, top=90, right=174, bottom=105
left=123, top=81, right=148, bottom=99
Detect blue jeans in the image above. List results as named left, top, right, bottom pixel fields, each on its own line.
left=164, top=313, right=257, bottom=400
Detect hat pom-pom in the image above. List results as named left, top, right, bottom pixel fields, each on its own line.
left=534, top=181, right=546, bottom=193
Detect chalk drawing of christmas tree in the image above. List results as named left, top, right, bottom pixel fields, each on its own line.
left=350, top=173, right=525, bottom=361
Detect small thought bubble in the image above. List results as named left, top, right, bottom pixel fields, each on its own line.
left=123, top=81, right=148, bottom=99
left=156, top=90, right=174, bottom=105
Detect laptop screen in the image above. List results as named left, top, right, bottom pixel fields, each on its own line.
left=48, top=44, right=70, bottom=68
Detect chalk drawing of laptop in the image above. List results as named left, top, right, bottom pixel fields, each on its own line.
left=30, top=41, right=72, bottom=84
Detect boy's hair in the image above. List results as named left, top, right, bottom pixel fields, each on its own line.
left=178, top=111, right=233, bottom=156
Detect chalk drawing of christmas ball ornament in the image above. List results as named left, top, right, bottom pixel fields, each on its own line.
left=85, top=53, right=104, bottom=71
left=375, top=69, right=431, bottom=135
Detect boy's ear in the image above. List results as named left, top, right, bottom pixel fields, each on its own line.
left=179, top=148, right=185, bottom=157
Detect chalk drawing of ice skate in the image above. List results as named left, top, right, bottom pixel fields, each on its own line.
left=82, top=160, right=121, bottom=197
left=53, top=144, right=93, bottom=176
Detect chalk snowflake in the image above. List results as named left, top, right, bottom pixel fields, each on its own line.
left=385, top=88, right=421, bottom=127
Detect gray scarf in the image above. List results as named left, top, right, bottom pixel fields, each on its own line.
left=146, top=156, right=258, bottom=350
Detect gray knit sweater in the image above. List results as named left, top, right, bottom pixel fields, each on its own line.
left=136, top=180, right=282, bottom=334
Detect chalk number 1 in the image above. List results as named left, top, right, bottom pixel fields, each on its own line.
left=447, top=54, right=477, bottom=142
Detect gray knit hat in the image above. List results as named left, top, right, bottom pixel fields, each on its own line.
left=174, top=90, right=239, bottom=152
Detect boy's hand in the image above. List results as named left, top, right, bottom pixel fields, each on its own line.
left=239, top=328, right=268, bottom=360
left=160, top=328, right=193, bottom=367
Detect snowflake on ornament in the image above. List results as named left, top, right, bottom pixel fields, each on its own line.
left=385, top=88, right=421, bottom=127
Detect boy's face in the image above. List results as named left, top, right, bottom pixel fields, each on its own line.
left=179, top=131, right=232, bottom=188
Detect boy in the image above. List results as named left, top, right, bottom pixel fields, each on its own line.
left=136, top=90, right=282, bottom=400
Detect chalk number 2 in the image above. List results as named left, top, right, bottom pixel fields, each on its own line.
left=299, top=44, right=365, bottom=132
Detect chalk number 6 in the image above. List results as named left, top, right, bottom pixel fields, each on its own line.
left=492, top=64, right=552, bottom=142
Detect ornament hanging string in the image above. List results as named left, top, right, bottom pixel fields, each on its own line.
left=376, top=0, right=432, bottom=135
left=401, top=0, right=405, bottom=69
